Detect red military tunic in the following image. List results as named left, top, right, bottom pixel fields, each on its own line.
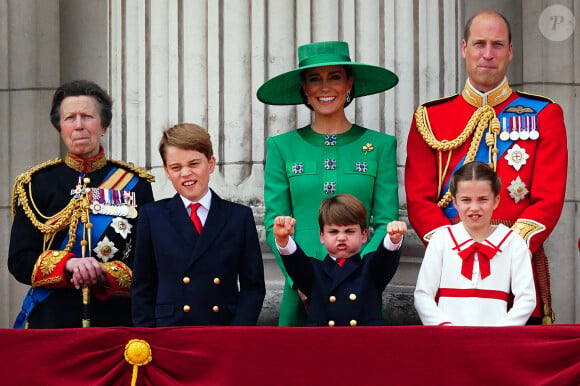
left=405, top=78, right=567, bottom=321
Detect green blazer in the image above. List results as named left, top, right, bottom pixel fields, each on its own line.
left=264, top=125, right=399, bottom=326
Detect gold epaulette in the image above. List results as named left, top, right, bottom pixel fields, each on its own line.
left=421, top=94, right=459, bottom=108
left=11, top=158, right=63, bottom=219
left=109, top=160, right=155, bottom=183
left=516, top=91, right=554, bottom=104
left=511, top=219, right=546, bottom=246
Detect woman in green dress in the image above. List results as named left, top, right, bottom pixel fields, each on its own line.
left=258, top=41, right=401, bottom=326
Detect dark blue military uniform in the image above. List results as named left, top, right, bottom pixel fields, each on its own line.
left=9, top=150, right=154, bottom=328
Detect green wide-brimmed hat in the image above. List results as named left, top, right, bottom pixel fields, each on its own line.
left=257, top=41, right=398, bottom=105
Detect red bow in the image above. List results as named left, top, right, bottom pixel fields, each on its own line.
left=458, top=242, right=498, bottom=280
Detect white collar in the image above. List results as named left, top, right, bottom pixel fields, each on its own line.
left=180, top=189, right=212, bottom=211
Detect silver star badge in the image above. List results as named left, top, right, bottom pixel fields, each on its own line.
left=111, top=217, right=132, bottom=239
left=506, top=144, right=529, bottom=171
left=93, top=236, right=118, bottom=262
left=508, top=176, right=529, bottom=203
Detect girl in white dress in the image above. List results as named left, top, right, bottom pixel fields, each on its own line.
left=414, top=161, right=535, bottom=326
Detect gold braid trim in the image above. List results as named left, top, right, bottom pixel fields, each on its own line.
left=12, top=158, right=90, bottom=253
left=109, top=160, right=155, bottom=183
left=102, top=261, right=132, bottom=290
left=415, top=104, right=498, bottom=209
left=12, top=158, right=63, bottom=220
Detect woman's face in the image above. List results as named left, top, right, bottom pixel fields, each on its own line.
left=302, top=65, right=353, bottom=116
left=59, top=96, right=106, bottom=159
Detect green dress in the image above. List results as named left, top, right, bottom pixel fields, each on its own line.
left=264, top=124, right=399, bottom=326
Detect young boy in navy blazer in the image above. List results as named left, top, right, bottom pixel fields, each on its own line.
left=274, top=193, right=406, bottom=326
left=132, top=123, right=265, bottom=326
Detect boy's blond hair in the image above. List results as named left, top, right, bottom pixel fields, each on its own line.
left=159, top=123, right=213, bottom=165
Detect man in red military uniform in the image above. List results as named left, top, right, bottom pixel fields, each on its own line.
left=405, top=10, right=567, bottom=324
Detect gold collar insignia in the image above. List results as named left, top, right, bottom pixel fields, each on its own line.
left=462, top=78, right=512, bottom=108
left=64, top=148, right=107, bottom=173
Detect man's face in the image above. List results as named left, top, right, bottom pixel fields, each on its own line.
left=462, top=13, right=513, bottom=92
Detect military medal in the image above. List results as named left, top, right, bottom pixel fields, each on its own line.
left=501, top=105, right=541, bottom=142
left=519, top=117, right=530, bottom=140
left=508, top=117, right=520, bottom=140
left=509, top=128, right=519, bottom=141
left=89, top=187, right=137, bottom=218
left=529, top=116, right=539, bottom=140
left=506, top=144, right=529, bottom=171
left=499, top=118, right=510, bottom=141
left=128, top=207, right=138, bottom=219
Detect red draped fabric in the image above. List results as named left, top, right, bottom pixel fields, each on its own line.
left=1, top=326, right=580, bottom=385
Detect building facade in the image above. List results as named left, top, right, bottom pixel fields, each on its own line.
left=1, top=0, right=578, bottom=326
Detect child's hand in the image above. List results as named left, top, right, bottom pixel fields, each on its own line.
left=273, top=216, right=296, bottom=247
left=387, top=221, right=407, bottom=244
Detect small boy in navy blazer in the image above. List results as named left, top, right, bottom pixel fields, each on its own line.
left=132, top=123, right=265, bottom=326
left=274, top=193, right=406, bottom=326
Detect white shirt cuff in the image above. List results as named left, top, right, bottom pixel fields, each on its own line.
left=276, top=236, right=297, bottom=255
left=383, top=235, right=403, bottom=251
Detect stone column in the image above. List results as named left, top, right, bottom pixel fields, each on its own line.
left=0, top=0, right=60, bottom=327
left=522, top=1, right=579, bottom=323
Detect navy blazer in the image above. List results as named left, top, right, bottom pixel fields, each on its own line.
left=132, top=190, right=265, bottom=327
left=282, top=243, right=400, bottom=326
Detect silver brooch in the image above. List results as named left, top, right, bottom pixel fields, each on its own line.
left=356, top=162, right=368, bottom=173
left=324, top=135, right=337, bottom=146
left=325, top=159, right=337, bottom=170
left=324, top=182, right=336, bottom=194
left=292, top=163, right=304, bottom=174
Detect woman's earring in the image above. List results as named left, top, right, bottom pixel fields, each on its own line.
left=346, top=91, right=351, bottom=103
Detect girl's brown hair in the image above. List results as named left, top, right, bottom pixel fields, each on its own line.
left=449, top=161, right=501, bottom=197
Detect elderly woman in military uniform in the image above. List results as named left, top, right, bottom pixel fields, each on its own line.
left=258, top=41, right=400, bottom=326
left=8, top=80, right=154, bottom=328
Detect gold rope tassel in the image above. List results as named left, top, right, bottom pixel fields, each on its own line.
left=415, top=104, right=497, bottom=209
left=124, top=339, right=153, bottom=386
